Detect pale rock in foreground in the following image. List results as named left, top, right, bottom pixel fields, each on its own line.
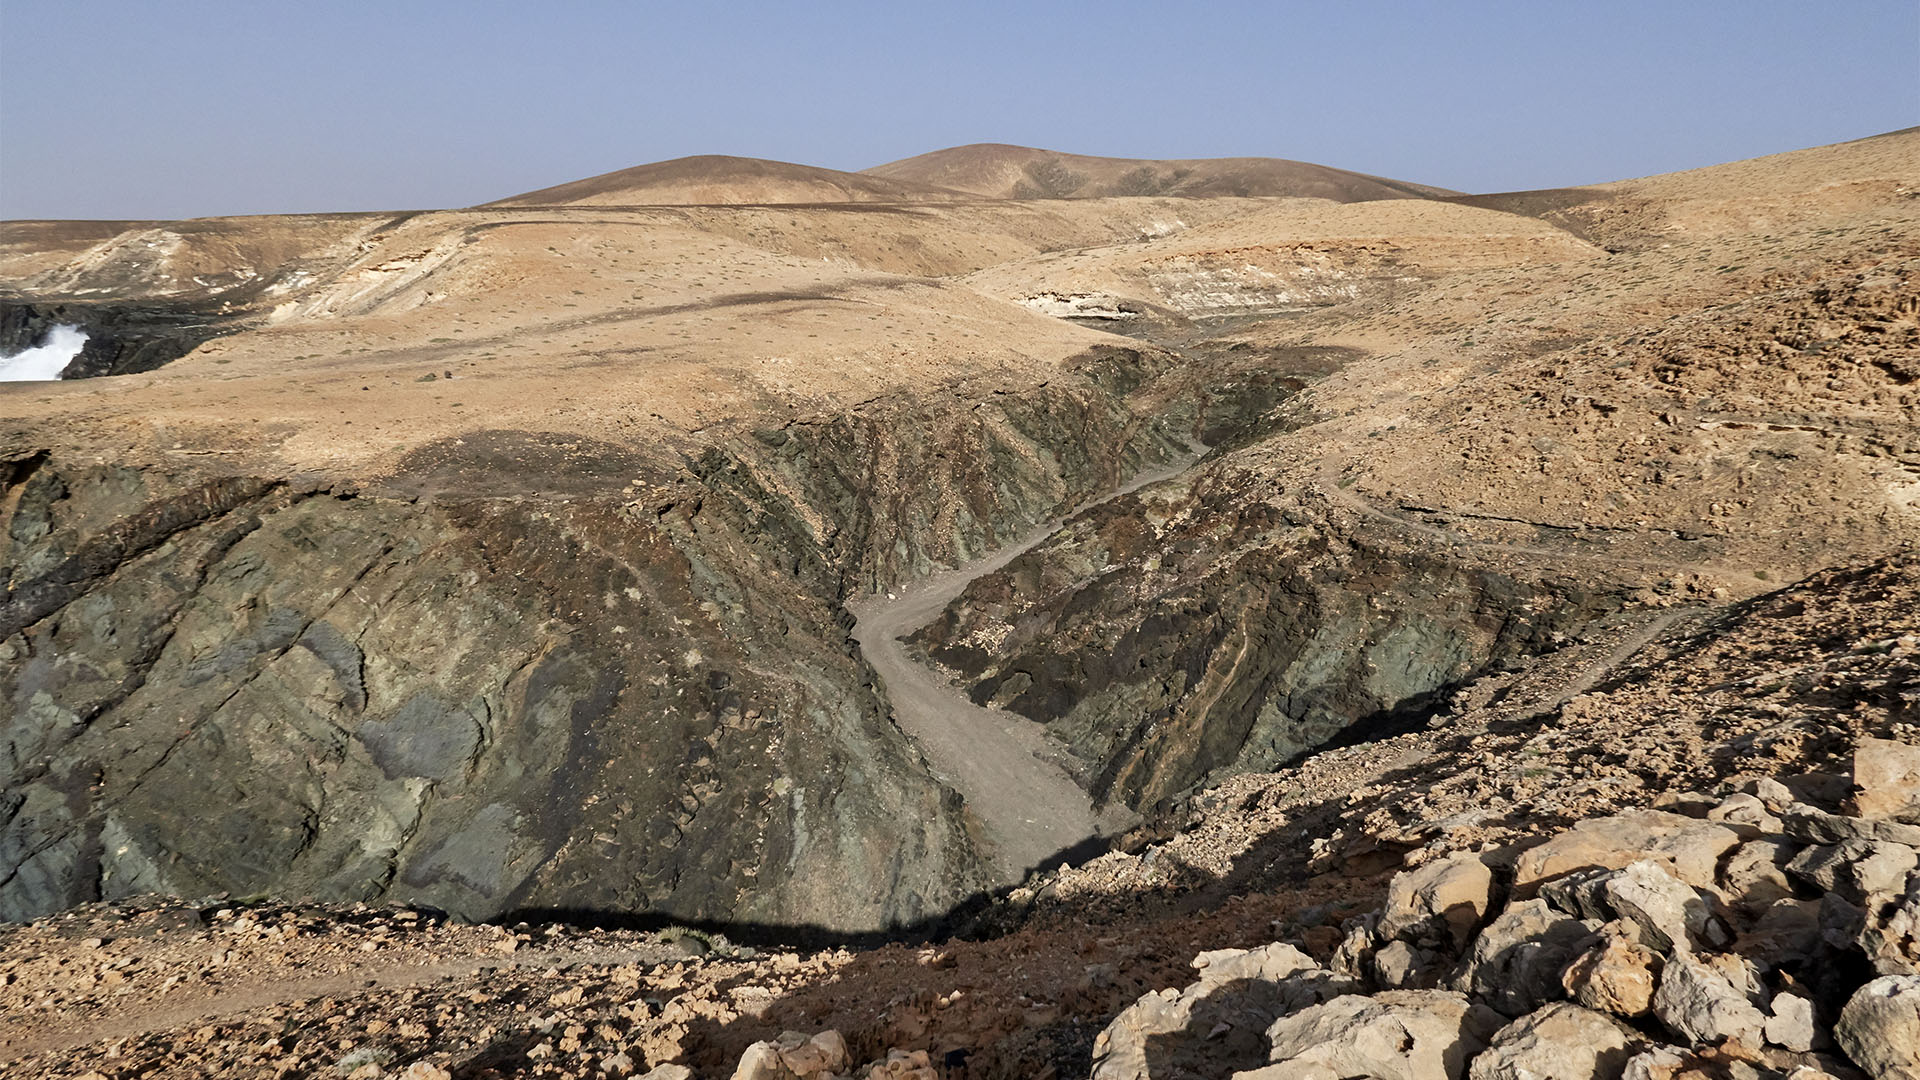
left=1378, top=850, right=1497, bottom=951
left=731, top=1030, right=850, bottom=1080
left=1855, top=738, right=1920, bottom=823
left=1836, top=975, right=1920, bottom=1080
left=1090, top=943, right=1357, bottom=1080
left=1465, top=1002, right=1637, bottom=1080
left=1766, top=992, right=1818, bottom=1054
left=1650, top=951, right=1769, bottom=1046
left=1560, top=926, right=1662, bottom=1016
left=1510, top=811, right=1741, bottom=893
left=1241, top=990, right=1504, bottom=1080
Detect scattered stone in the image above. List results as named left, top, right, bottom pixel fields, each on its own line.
left=1651, top=952, right=1769, bottom=1047
left=1378, top=850, right=1496, bottom=951
left=864, top=1048, right=935, bottom=1079
left=1854, top=739, right=1920, bottom=824
left=1856, top=877, right=1920, bottom=977
left=1786, top=840, right=1919, bottom=904
left=1835, top=975, right=1920, bottom=1080
left=1754, top=778, right=1798, bottom=815
left=1620, top=1045, right=1689, bottom=1080
left=1783, top=807, right=1920, bottom=849
left=1709, top=793, right=1784, bottom=834
left=1561, top=925, right=1662, bottom=1017
left=1247, top=990, right=1504, bottom=1080
left=1373, top=938, right=1446, bottom=989
left=1542, top=859, right=1726, bottom=953
left=1511, top=811, right=1742, bottom=893
left=1091, top=944, right=1356, bottom=1080
left=1466, top=1002, right=1637, bottom=1080
left=1720, top=839, right=1803, bottom=912
left=1452, top=898, right=1596, bottom=1016
left=1766, top=992, right=1817, bottom=1053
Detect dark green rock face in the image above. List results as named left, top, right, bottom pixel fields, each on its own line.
left=0, top=454, right=986, bottom=929
left=0, top=353, right=1197, bottom=931
left=909, top=469, right=1633, bottom=812
left=1, top=337, right=1624, bottom=932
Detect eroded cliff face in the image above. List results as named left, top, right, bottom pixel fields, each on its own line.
left=0, top=299, right=244, bottom=379
left=0, top=349, right=1199, bottom=930
left=909, top=460, right=1636, bottom=812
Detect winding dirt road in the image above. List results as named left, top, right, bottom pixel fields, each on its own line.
left=849, top=445, right=1203, bottom=882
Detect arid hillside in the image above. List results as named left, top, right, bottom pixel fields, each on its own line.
left=1, top=130, right=1917, bottom=1079
left=865, top=143, right=1459, bottom=201
left=483, top=155, right=974, bottom=208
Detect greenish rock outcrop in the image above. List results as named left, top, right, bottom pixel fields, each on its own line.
left=0, top=349, right=1193, bottom=930
left=909, top=461, right=1634, bottom=811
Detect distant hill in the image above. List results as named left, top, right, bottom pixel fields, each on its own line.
left=1441, top=125, right=1920, bottom=247
left=484, top=154, right=973, bottom=207
left=863, top=143, right=1458, bottom=202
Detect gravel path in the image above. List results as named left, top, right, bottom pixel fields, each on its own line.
left=849, top=446, right=1202, bottom=881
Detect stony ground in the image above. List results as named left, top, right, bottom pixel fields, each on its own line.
left=3, top=554, right=1911, bottom=1078
left=3, top=132, right=1916, bottom=1078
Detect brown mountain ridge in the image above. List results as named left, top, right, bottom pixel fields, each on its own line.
left=483, top=154, right=975, bottom=207
left=483, top=143, right=1458, bottom=209
left=864, top=142, right=1460, bottom=201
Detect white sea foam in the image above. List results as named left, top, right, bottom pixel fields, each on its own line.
left=0, top=324, right=88, bottom=381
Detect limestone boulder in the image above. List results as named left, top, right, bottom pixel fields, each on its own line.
left=1650, top=953, right=1769, bottom=1047
left=731, top=1030, right=849, bottom=1080
left=1733, top=897, right=1824, bottom=974
left=1835, top=975, right=1920, bottom=1080
left=1783, top=807, right=1920, bottom=848
left=1090, top=943, right=1357, bottom=1080
left=1561, top=925, right=1663, bottom=1017
left=1380, top=851, right=1498, bottom=952
left=1708, top=792, right=1784, bottom=834
left=1331, top=912, right=1381, bottom=980
left=1786, top=839, right=1919, bottom=905
left=1241, top=990, right=1505, bottom=1080
left=1766, top=992, right=1818, bottom=1053
left=1374, top=939, right=1448, bottom=990
left=1854, top=738, right=1920, bottom=824
left=1452, top=898, right=1597, bottom=1016
left=864, top=1049, right=935, bottom=1079
left=1465, top=1002, right=1638, bottom=1080
left=1856, top=876, right=1920, bottom=977
left=1542, top=860, right=1728, bottom=954
left=1512, top=811, right=1742, bottom=893
left=1719, top=839, right=1802, bottom=912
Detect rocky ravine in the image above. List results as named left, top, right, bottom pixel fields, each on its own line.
left=0, top=349, right=1202, bottom=931
left=1, top=554, right=1914, bottom=1079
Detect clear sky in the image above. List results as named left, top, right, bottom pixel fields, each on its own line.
left=1, top=0, right=1914, bottom=220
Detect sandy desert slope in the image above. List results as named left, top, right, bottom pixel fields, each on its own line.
left=0, top=131, right=1917, bottom=1079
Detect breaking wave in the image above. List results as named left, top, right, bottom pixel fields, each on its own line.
left=0, top=324, right=89, bottom=381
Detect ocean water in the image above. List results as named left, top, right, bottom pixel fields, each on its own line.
left=0, top=324, right=88, bottom=381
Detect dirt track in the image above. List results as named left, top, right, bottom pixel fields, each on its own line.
left=849, top=446, right=1203, bottom=880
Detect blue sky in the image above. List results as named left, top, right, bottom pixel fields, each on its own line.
left=1, top=0, right=1914, bottom=219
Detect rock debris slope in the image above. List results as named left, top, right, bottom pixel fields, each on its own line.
left=0, top=129, right=1916, bottom=1077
